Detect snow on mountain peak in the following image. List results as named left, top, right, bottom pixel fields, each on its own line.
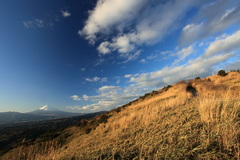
left=39, top=105, right=49, bottom=111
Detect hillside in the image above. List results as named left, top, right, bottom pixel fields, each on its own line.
left=2, top=71, right=240, bottom=160
left=0, top=112, right=105, bottom=158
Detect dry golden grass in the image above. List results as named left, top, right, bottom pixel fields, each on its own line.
left=2, top=71, right=240, bottom=160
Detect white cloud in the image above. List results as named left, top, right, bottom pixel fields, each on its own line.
left=79, top=0, right=240, bottom=63
left=223, top=59, right=240, bottom=71
left=73, top=100, right=118, bottom=111
left=204, top=30, right=240, bottom=57
left=121, top=50, right=141, bottom=63
left=180, top=0, right=240, bottom=45
left=173, top=45, right=195, bottom=64
left=85, top=77, right=107, bottom=82
left=79, top=0, right=147, bottom=43
left=71, top=95, right=81, bottom=101
left=97, top=42, right=111, bottom=55
left=69, top=1, right=240, bottom=112
left=124, top=74, right=132, bottom=78
left=129, top=30, right=240, bottom=87
left=130, top=53, right=234, bottom=87
left=97, top=39, right=138, bottom=62
left=80, top=0, right=207, bottom=59
left=61, top=10, right=71, bottom=18
left=67, top=84, right=147, bottom=112
left=98, top=86, right=120, bottom=92
left=86, top=77, right=100, bottom=82
left=80, top=68, right=86, bottom=71
left=140, top=59, right=147, bottom=64
left=23, top=19, right=45, bottom=28
left=102, top=77, right=107, bottom=82
left=116, top=79, right=121, bottom=84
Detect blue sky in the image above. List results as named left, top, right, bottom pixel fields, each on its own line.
left=0, top=0, right=239, bottom=113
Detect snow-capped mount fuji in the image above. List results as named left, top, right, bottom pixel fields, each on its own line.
left=0, top=106, right=85, bottom=124
left=38, top=105, right=59, bottom=111
left=29, top=105, right=83, bottom=118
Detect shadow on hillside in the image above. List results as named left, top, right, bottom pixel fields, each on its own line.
left=186, top=84, right=197, bottom=96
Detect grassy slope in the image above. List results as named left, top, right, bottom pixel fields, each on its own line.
left=2, top=72, right=240, bottom=160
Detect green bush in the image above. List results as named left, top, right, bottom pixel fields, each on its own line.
left=217, top=70, right=227, bottom=76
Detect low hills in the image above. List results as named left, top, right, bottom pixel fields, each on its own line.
left=0, top=106, right=84, bottom=125
left=1, top=71, right=240, bottom=160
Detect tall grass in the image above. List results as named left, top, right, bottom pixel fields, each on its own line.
left=3, top=139, right=60, bottom=160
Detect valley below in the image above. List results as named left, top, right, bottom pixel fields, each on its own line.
left=0, top=112, right=105, bottom=157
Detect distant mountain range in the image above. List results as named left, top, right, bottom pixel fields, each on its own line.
left=0, top=106, right=84, bottom=125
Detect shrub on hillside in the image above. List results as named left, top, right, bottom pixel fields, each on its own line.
left=230, top=69, right=240, bottom=72
left=217, top=70, right=227, bottom=76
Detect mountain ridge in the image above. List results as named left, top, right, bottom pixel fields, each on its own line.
left=0, top=107, right=84, bottom=125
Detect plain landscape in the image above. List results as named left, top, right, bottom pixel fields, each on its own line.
left=1, top=70, right=239, bottom=159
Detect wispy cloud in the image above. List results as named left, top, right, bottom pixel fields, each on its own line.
left=85, top=77, right=107, bottom=82
left=23, top=19, right=45, bottom=28
left=80, top=68, right=86, bottom=71
left=67, top=84, right=147, bottom=112
left=121, top=50, right=141, bottom=63
left=61, top=10, right=71, bottom=18
left=71, top=95, right=81, bottom=101
left=23, top=9, right=72, bottom=29
left=204, top=30, right=240, bottom=57
left=180, top=0, right=240, bottom=46
left=129, top=30, right=240, bottom=87
left=173, top=45, right=195, bottom=65
left=140, top=59, right=147, bottom=64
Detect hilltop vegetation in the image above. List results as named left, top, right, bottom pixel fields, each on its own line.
left=1, top=71, right=240, bottom=160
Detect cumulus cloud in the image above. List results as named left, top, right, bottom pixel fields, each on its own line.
left=79, top=0, right=147, bottom=43
left=80, top=0, right=209, bottom=60
left=61, top=10, right=71, bottom=18
left=180, top=0, right=240, bottom=45
left=97, top=42, right=111, bottom=55
left=85, top=77, right=107, bottom=82
left=71, top=95, right=81, bottom=101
